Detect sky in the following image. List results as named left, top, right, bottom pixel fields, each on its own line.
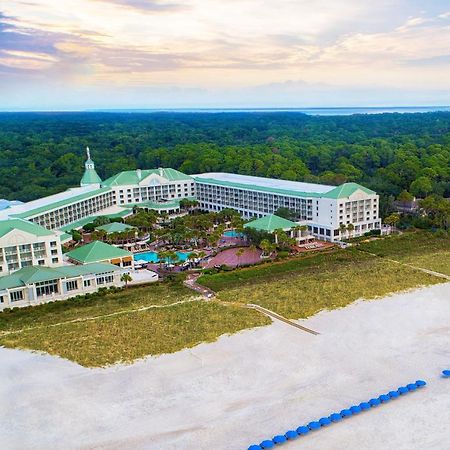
left=1, top=0, right=450, bottom=110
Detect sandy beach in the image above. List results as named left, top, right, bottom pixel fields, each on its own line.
left=0, top=282, right=449, bottom=450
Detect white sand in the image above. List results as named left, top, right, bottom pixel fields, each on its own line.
left=0, top=283, right=449, bottom=450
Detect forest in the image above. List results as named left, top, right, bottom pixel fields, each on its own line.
left=0, top=111, right=449, bottom=220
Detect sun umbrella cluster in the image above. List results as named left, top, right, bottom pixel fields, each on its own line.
left=247, top=380, right=427, bottom=450
left=442, top=370, right=450, bottom=378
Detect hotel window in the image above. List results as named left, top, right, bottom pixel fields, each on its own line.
left=0, top=295, right=4, bottom=303
left=66, top=280, right=78, bottom=291
left=36, top=280, right=58, bottom=297
left=50, top=241, right=57, bottom=247
left=83, top=279, right=91, bottom=288
left=52, top=258, right=59, bottom=264
left=10, top=290, right=24, bottom=302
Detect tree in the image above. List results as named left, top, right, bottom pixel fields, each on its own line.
left=397, top=190, right=414, bottom=202
left=410, top=176, right=433, bottom=198
left=120, top=273, right=132, bottom=288
left=236, top=248, right=245, bottom=267
left=275, top=207, right=295, bottom=220
left=71, top=229, right=82, bottom=243
left=346, top=223, right=355, bottom=238
left=339, top=223, right=347, bottom=239
left=384, top=213, right=400, bottom=228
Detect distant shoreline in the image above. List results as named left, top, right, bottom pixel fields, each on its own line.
left=1, top=106, right=450, bottom=116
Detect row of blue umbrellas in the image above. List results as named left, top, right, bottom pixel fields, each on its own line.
left=247, top=379, right=427, bottom=450
left=442, top=370, right=450, bottom=378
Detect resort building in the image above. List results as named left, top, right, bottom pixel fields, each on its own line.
left=65, top=241, right=134, bottom=269
left=0, top=219, right=63, bottom=276
left=0, top=263, right=123, bottom=310
left=194, top=173, right=380, bottom=241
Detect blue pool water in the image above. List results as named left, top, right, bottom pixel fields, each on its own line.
left=134, top=251, right=191, bottom=263
left=223, top=230, right=244, bottom=237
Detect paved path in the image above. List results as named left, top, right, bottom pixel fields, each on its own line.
left=184, top=273, right=216, bottom=298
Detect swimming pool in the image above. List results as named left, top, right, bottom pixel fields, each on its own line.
left=134, top=251, right=191, bottom=263
left=223, top=230, right=244, bottom=238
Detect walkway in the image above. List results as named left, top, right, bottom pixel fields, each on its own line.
left=184, top=273, right=215, bottom=298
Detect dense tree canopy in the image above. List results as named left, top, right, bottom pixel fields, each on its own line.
left=0, top=112, right=449, bottom=209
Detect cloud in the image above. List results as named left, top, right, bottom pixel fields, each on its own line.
left=94, top=0, right=187, bottom=12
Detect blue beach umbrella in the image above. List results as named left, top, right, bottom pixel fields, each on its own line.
left=415, top=380, right=427, bottom=387
left=350, top=405, right=362, bottom=414
left=248, top=446, right=262, bottom=450
left=285, top=430, right=298, bottom=440
left=296, top=426, right=309, bottom=435
left=273, top=435, right=287, bottom=444
left=407, top=383, right=417, bottom=391
left=398, top=386, right=409, bottom=395
left=388, top=390, right=400, bottom=399
left=329, top=413, right=342, bottom=422
left=340, top=409, right=353, bottom=417
left=379, top=394, right=390, bottom=403
left=319, top=417, right=332, bottom=426
left=443, top=370, right=450, bottom=378
left=369, top=398, right=381, bottom=406
left=308, top=421, right=321, bottom=430
left=260, top=440, right=275, bottom=449
left=359, top=402, right=371, bottom=410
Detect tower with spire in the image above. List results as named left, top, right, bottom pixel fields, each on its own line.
left=80, top=147, right=102, bottom=187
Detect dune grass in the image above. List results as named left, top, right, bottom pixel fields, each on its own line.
left=0, top=282, right=194, bottom=333
left=0, top=301, right=270, bottom=367
left=357, top=231, right=450, bottom=276
left=201, top=248, right=444, bottom=319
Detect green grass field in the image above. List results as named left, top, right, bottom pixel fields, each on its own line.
left=358, top=231, right=450, bottom=276
left=0, top=301, right=270, bottom=367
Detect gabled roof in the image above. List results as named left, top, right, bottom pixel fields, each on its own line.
left=0, top=219, right=55, bottom=239
left=102, top=168, right=191, bottom=187
left=322, top=183, right=375, bottom=199
left=244, top=214, right=298, bottom=232
left=0, top=263, right=120, bottom=290
left=65, top=241, right=132, bottom=264
left=96, top=222, right=135, bottom=234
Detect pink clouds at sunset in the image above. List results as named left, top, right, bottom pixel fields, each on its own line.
left=1, top=0, right=450, bottom=109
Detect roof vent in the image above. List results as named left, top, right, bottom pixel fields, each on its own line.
left=158, top=168, right=163, bottom=177
left=136, top=169, right=142, bottom=180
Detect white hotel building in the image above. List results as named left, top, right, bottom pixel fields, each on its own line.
left=0, top=149, right=380, bottom=245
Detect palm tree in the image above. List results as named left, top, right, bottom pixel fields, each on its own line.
left=120, top=272, right=132, bottom=288
left=259, top=239, right=271, bottom=257
left=236, top=248, right=245, bottom=267
left=346, top=223, right=355, bottom=239
left=339, top=223, right=347, bottom=239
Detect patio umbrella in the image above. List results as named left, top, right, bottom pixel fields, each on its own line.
left=398, top=387, right=409, bottom=395
left=359, top=402, right=371, bottom=410
left=285, top=430, right=298, bottom=440
left=369, top=398, right=381, bottom=406
left=443, top=370, right=450, bottom=378
left=350, top=405, right=362, bottom=414
left=319, top=417, right=332, bottom=426
left=415, top=380, right=427, bottom=387
left=248, top=446, right=262, bottom=450
left=406, top=383, right=417, bottom=391
left=273, top=435, right=287, bottom=444
left=388, top=391, right=400, bottom=399
left=329, top=413, right=342, bottom=422
left=260, top=440, right=275, bottom=449
left=308, top=421, right=321, bottom=430
left=296, top=426, right=310, bottom=435
left=379, top=394, right=390, bottom=403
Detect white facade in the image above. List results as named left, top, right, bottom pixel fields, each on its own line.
left=0, top=222, right=63, bottom=276
left=194, top=173, right=380, bottom=241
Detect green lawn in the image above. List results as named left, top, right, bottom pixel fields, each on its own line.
left=0, top=301, right=269, bottom=367
left=358, top=231, right=450, bottom=275
left=200, top=247, right=445, bottom=319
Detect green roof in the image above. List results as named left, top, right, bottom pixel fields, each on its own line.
left=12, top=187, right=112, bottom=219
left=59, top=208, right=133, bottom=232
left=194, top=177, right=324, bottom=198
left=60, top=232, right=72, bottom=243
left=0, top=263, right=120, bottom=290
left=81, top=167, right=102, bottom=185
left=244, top=214, right=298, bottom=232
left=66, top=241, right=132, bottom=264
left=97, top=222, right=135, bottom=233
left=102, top=168, right=192, bottom=187
left=0, top=219, right=54, bottom=239
left=322, top=183, right=376, bottom=199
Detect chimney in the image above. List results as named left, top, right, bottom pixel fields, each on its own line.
left=136, top=169, right=142, bottom=180
left=158, top=168, right=163, bottom=177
